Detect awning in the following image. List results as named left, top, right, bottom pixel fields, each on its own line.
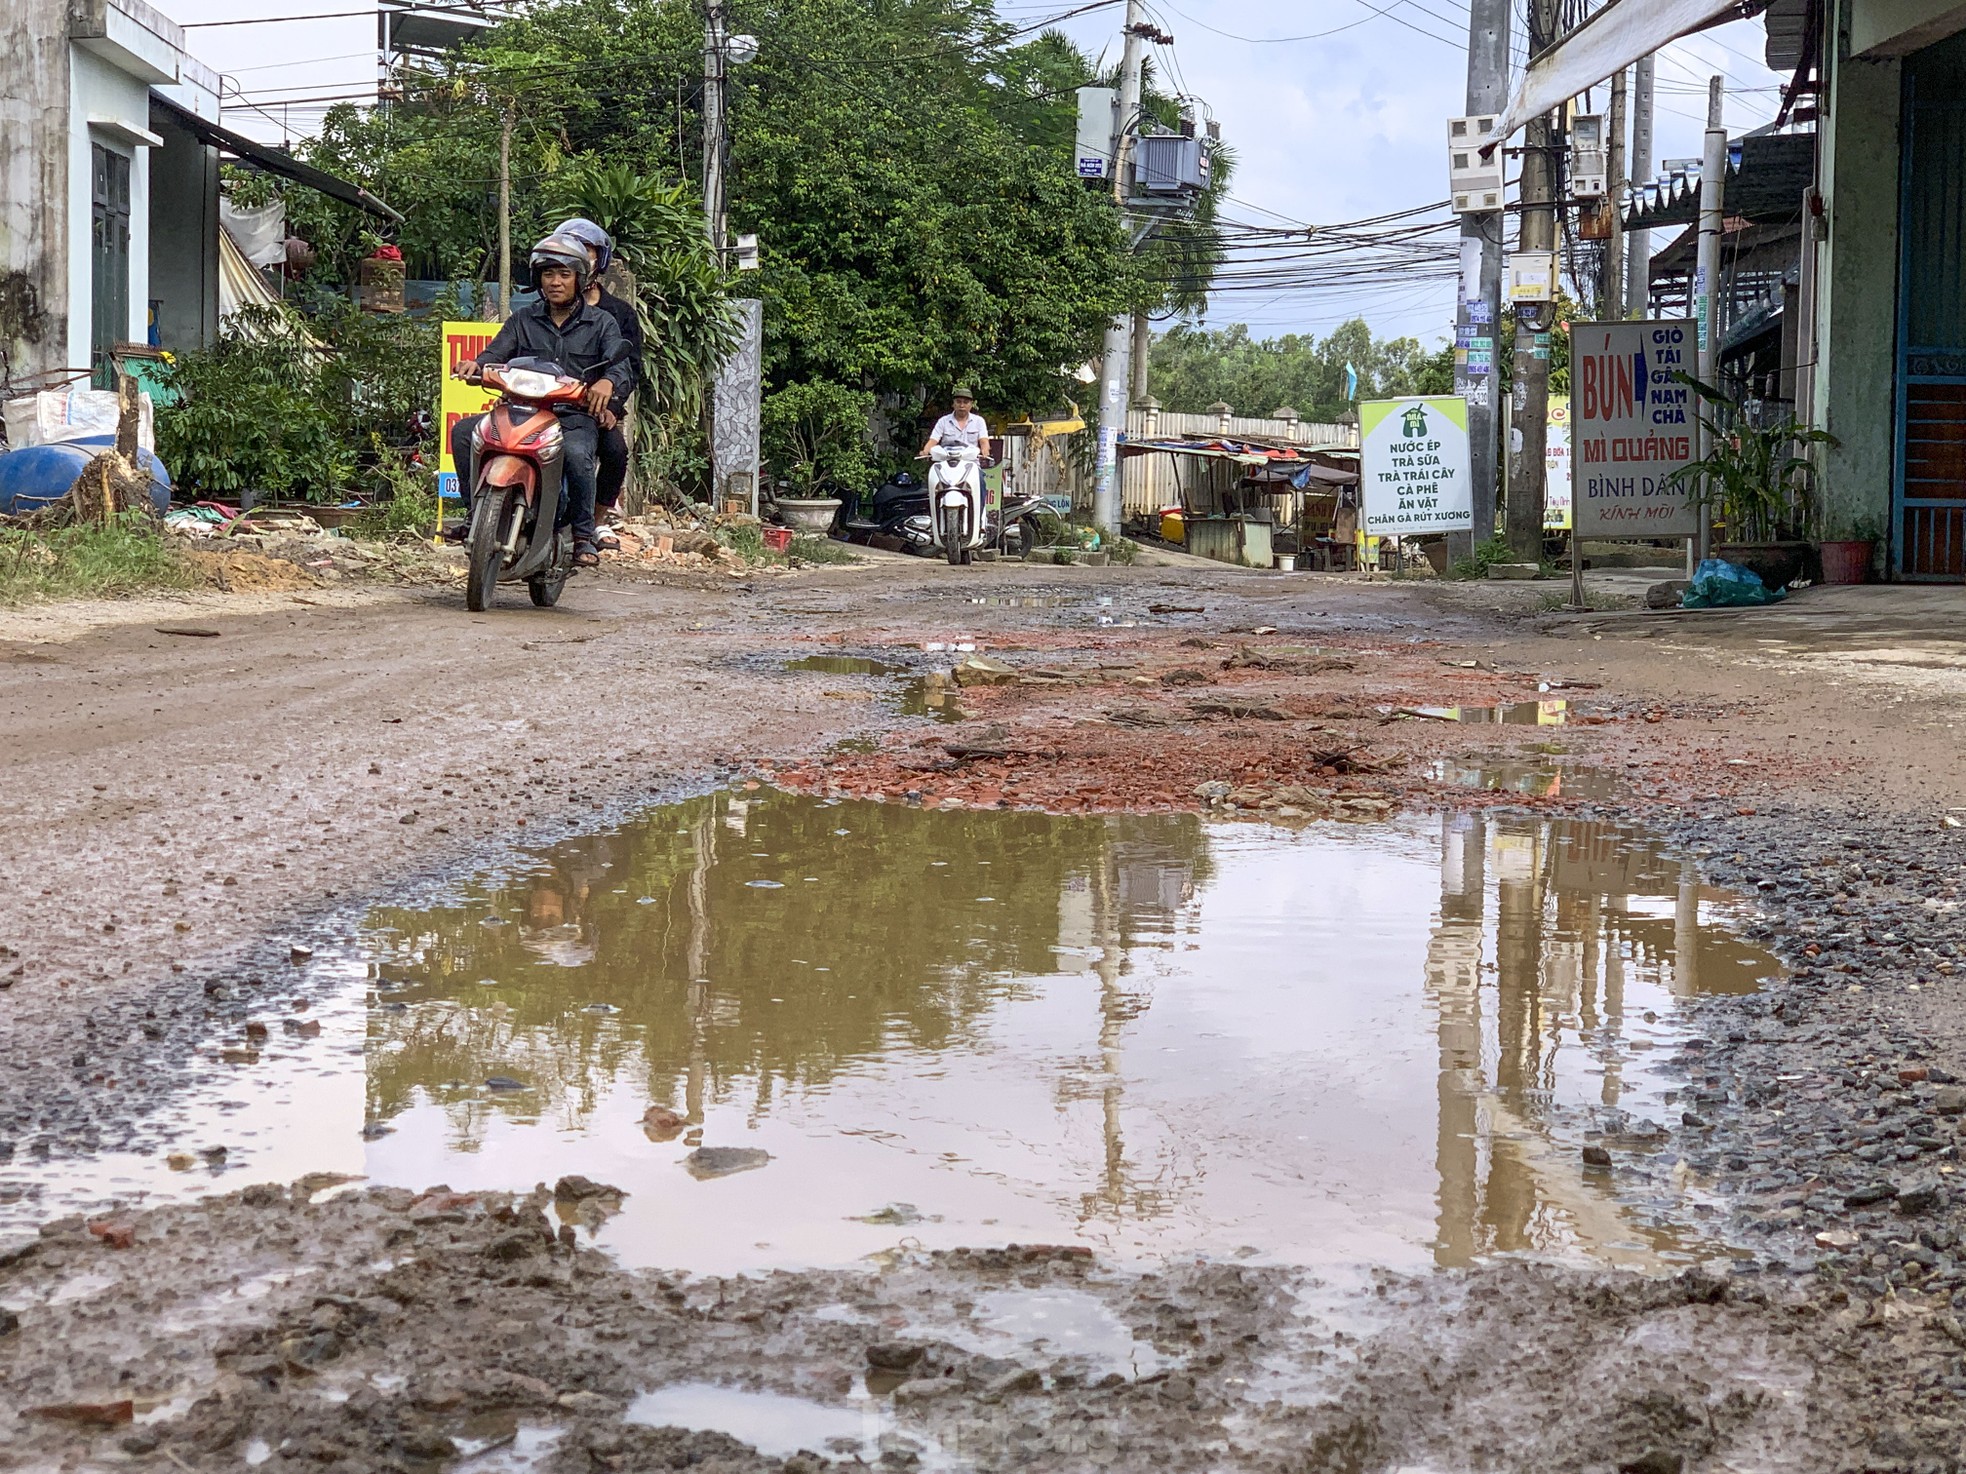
left=1493, top=0, right=1762, bottom=139
left=150, top=93, right=402, bottom=222
left=1622, top=131, right=1813, bottom=230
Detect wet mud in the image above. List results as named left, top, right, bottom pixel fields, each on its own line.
left=10, top=566, right=1966, bottom=1470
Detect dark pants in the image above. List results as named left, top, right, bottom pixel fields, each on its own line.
left=451, top=411, right=601, bottom=546
left=596, top=422, right=629, bottom=512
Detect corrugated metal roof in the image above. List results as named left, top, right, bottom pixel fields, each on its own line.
left=1622, top=130, right=1813, bottom=231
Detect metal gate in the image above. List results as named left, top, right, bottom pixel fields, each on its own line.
left=1897, top=38, right=1966, bottom=578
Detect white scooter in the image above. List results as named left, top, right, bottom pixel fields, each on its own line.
left=926, top=438, right=988, bottom=566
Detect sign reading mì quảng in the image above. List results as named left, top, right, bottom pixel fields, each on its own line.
left=1359, top=396, right=1473, bottom=536
left=1569, top=319, right=1701, bottom=539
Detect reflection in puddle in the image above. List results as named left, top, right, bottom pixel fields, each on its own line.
left=627, top=1383, right=885, bottom=1461
left=1400, top=700, right=1569, bottom=725
left=899, top=677, right=964, bottom=722
left=2, top=793, right=1775, bottom=1281
left=1433, top=758, right=1624, bottom=801
left=783, top=653, right=964, bottom=723
left=785, top=655, right=907, bottom=677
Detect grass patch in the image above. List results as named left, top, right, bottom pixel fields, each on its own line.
left=718, top=521, right=767, bottom=563
left=789, top=534, right=858, bottom=565
left=1533, top=589, right=1627, bottom=613
left=719, top=521, right=861, bottom=567
left=0, top=517, right=193, bottom=604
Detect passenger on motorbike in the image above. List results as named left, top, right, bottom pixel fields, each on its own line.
left=448, top=234, right=626, bottom=568
left=553, top=217, right=644, bottom=549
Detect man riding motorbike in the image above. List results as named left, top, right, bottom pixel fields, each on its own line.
left=448, top=234, right=626, bottom=568
left=917, top=386, right=992, bottom=463
left=553, top=217, right=644, bottom=549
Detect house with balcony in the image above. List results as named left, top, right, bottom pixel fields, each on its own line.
left=0, top=0, right=396, bottom=398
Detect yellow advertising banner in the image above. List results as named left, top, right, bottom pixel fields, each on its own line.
left=438, top=320, right=500, bottom=498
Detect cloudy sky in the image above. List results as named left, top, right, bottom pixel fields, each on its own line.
left=170, top=0, right=1787, bottom=347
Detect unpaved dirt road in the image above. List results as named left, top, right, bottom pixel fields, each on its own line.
left=8, top=561, right=1966, bottom=1471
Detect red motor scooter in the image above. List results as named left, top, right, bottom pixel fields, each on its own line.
left=457, top=356, right=582, bottom=611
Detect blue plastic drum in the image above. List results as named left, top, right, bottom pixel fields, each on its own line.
left=0, top=438, right=173, bottom=516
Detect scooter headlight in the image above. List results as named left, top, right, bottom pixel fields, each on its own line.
left=497, top=367, right=563, bottom=400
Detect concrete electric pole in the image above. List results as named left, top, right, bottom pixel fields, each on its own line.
left=1695, top=74, right=1725, bottom=564
left=1505, top=0, right=1560, bottom=559
left=1091, top=0, right=1148, bottom=539
left=703, top=0, right=728, bottom=255
left=497, top=102, right=512, bottom=319
left=1601, top=67, right=1626, bottom=317
left=1625, top=53, right=1655, bottom=316
left=1454, top=0, right=1510, bottom=558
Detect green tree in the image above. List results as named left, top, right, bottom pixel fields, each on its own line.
left=1149, top=317, right=1447, bottom=422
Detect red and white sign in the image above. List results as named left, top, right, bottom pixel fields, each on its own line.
left=1570, top=320, right=1700, bottom=539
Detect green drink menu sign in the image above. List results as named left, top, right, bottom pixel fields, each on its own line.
left=1360, top=396, right=1474, bottom=535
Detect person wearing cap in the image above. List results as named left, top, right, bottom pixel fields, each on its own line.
left=918, top=387, right=992, bottom=461
left=449, top=233, right=627, bottom=567
left=554, top=217, right=644, bottom=547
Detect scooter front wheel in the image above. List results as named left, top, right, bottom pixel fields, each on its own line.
left=529, top=532, right=570, bottom=607
left=465, top=486, right=515, bottom=612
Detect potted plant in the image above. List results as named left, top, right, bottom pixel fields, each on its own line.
left=1819, top=514, right=1880, bottom=585
left=1667, top=373, right=1838, bottom=591
left=761, top=381, right=875, bottom=536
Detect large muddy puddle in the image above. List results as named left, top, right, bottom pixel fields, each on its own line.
left=2, top=792, right=1773, bottom=1280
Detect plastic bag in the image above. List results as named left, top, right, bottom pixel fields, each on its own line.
left=1682, top=557, right=1786, bottom=609
left=3, top=388, right=154, bottom=454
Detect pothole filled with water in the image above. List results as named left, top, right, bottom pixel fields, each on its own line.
left=2, top=791, right=1774, bottom=1280
left=784, top=654, right=964, bottom=722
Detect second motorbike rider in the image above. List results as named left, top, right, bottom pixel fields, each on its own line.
left=553, top=217, right=644, bottom=549
left=449, top=233, right=627, bottom=568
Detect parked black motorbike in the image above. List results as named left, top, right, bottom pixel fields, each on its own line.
left=842, top=473, right=1063, bottom=559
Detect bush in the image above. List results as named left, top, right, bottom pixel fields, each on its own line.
left=350, top=454, right=438, bottom=540
left=157, top=303, right=440, bottom=503
left=1450, top=535, right=1516, bottom=580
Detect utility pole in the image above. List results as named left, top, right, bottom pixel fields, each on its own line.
left=1625, top=54, right=1655, bottom=316
left=496, top=101, right=512, bottom=319
left=1091, top=0, right=1148, bottom=539
left=1130, top=310, right=1151, bottom=404
left=1455, top=0, right=1510, bottom=559
left=1505, top=0, right=1560, bottom=559
left=702, top=0, right=728, bottom=254
left=1601, top=67, right=1626, bottom=317
left=1695, top=74, right=1725, bottom=565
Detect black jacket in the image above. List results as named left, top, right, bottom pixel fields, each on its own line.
left=588, top=288, right=644, bottom=414
left=479, top=299, right=628, bottom=416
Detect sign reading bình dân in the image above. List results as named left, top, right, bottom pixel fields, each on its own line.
left=1569, top=320, right=1700, bottom=538
left=1359, top=396, right=1473, bottom=536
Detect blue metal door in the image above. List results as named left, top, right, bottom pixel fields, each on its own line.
left=1897, top=37, right=1966, bottom=578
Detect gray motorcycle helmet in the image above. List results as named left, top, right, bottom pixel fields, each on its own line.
left=528, top=234, right=595, bottom=292
left=555, top=217, right=614, bottom=275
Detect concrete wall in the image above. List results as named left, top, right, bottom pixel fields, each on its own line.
left=0, top=0, right=74, bottom=383
left=1811, top=25, right=1903, bottom=541
left=147, top=107, right=216, bottom=354
left=1852, top=0, right=1966, bottom=54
